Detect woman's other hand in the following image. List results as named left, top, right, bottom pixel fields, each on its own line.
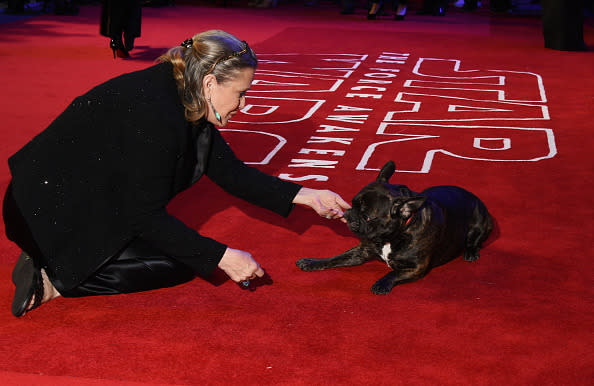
left=292, top=187, right=351, bottom=223
left=218, top=247, right=265, bottom=283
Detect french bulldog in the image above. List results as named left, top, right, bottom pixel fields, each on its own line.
left=296, top=160, right=493, bottom=294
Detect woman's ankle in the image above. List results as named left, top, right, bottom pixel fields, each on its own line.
left=40, top=269, right=61, bottom=303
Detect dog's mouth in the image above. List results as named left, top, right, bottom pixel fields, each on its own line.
left=344, top=210, right=361, bottom=230
left=345, top=212, right=374, bottom=237
left=345, top=209, right=399, bottom=242
left=344, top=212, right=360, bottom=233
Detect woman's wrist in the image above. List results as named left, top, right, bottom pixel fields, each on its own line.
left=292, top=187, right=313, bottom=206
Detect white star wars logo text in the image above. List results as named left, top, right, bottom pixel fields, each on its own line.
left=223, top=53, right=555, bottom=181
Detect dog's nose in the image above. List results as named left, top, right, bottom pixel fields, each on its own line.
left=344, top=209, right=353, bottom=222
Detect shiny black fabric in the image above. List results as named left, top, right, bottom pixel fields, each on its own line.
left=61, top=238, right=195, bottom=297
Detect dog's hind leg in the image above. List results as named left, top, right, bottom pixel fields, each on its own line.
left=463, top=204, right=493, bottom=262
left=296, top=245, right=372, bottom=271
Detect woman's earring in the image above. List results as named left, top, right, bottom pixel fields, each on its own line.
left=208, top=95, right=222, bottom=123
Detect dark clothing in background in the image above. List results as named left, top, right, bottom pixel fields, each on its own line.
left=542, top=0, right=586, bottom=51
left=100, top=0, right=142, bottom=41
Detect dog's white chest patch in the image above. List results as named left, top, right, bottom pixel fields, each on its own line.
left=381, top=243, right=392, bottom=265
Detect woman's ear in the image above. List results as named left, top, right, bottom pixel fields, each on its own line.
left=202, top=74, right=217, bottom=94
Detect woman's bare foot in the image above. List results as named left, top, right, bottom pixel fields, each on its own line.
left=40, top=269, right=61, bottom=303
left=23, top=269, right=61, bottom=315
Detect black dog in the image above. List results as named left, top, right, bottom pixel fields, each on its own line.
left=296, top=161, right=493, bottom=294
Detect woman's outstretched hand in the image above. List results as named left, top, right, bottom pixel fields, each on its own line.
left=218, top=247, right=265, bottom=283
left=292, top=187, right=351, bottom=223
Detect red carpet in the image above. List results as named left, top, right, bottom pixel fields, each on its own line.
left=0, top=3, right=593, bottom=385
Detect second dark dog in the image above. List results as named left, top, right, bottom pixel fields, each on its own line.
left=296, top=160, right=493, bottom=294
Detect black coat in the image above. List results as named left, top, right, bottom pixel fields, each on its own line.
left=7, top=62, right=301, bottom=292
left=100, top=0, right=142, bottom=39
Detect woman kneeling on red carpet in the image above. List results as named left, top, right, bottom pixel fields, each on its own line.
left=4, top=30, right=350, bottom=317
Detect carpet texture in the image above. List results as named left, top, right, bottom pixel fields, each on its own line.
left=0, top=3, right=592, bottom=385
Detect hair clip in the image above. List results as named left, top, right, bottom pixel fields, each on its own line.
left=216, top=41, right=250, bottom=63
left=225, top=41, right=249, bottom=60
left=181, top=38, right=193, bottom=49
left=204, top=41, right=250, bottom=75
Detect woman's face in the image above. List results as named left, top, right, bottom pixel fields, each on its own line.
left=204, top=67, right=255, bottom=127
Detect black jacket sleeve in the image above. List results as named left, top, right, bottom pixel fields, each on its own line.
left=205, top=127, right=302, bottom=217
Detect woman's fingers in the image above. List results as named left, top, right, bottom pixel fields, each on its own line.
left=218, top=247, right=265, bottom=283
left=254, top=266, right=265, bottom=278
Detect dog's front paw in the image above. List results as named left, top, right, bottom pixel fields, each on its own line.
left=296, top=258, right=326, bottom=271
left=371, top=280, right=394, bottom=295
left=371, top=272, right=398, bottom=294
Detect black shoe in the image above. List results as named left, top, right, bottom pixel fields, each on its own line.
left=123, top=32, right=136, bottom=52
left=12, top=252, right=44, bottom=317
left=110, top=38, right=129, bottom=59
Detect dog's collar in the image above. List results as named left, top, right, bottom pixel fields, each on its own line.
left=405, top=215, right=414, bottom=226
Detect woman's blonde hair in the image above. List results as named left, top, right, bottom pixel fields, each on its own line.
left=158, top=30, right=258, bottom=124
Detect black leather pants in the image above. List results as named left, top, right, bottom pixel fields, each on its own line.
left=3, top=183, right=195, bottom=298
left=62, top=238, right=195, bottom=297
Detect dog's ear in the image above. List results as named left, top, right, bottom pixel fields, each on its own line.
left=376, top=161, right=396, bottom=183
left=398, top=196, right=426, bottom=218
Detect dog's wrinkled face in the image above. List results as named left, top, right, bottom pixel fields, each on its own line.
left=345, top=183, right=397, bottom=240
left=344, top=161, right=426, bottom=242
